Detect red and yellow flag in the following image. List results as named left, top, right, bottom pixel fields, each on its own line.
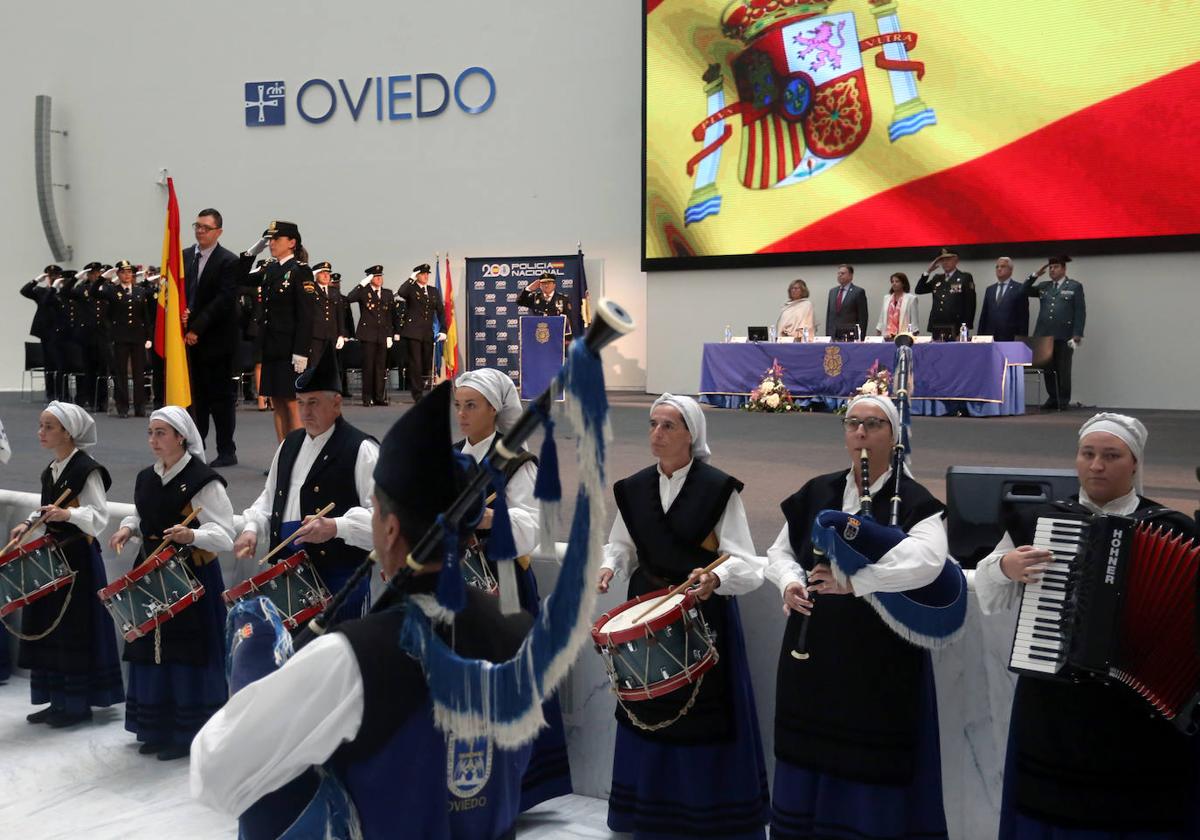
left=645, top=0, right=1200, bottom=261
left=443, top=255, right=459, bottom=379
left=154, top=177, right=191, bottom=407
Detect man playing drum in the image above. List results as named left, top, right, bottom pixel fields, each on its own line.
left=233, top=349, right=378, bottom=623
left=596, top=394, right=769, bottom=840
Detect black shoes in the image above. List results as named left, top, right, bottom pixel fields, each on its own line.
left=210, top=454, right=238, bottom=468
left=139, top=741, right=167, bottom=755
left=47, top=709, right=92, bottom=728
left=157, top=744, right=190, bottom=761
left=27, top=706, right=54, bottom=724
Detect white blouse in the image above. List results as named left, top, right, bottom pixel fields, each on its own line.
left=461, top=431, right=540, bottom=558
left=119, top=453, right=236, bottom=553
left=49, top=449, right=109, bottom=538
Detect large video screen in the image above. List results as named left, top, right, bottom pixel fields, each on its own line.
left=644, top=0, right=1200, bottom=269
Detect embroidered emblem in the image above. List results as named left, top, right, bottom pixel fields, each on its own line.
left=446, top=734, right=492, bottom=799
left=844, top=516, right=860, bottom=541
left=535, top=322, right=551, bottom=344
left=822, top=345, right=843, bottom=377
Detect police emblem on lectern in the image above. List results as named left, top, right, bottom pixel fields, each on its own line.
left=447, top=734, right=493, bottom=798
left=535, top=322, right=551, bottom=344
left=823, top=345, right=843, bottom=377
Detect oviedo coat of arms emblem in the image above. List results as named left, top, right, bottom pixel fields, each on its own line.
left=684, top=0, right=937, bottom=225
left=823, top=344, right=843, bottom=377
left=446, top=734, right=493, bottom=800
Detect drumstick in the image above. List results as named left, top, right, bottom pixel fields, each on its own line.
left=258, top=503, right=337, bottom=566
left=144, top=507, right=204, bottom=563
left=1, top=489, right=73, bottom=556
left=629, top=553, right=730, bottom=624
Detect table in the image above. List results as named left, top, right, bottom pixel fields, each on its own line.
left=699, top=341, right=1032, bottom=416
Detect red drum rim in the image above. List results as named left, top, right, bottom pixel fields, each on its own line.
left=96, top=546, right=181, bottom=600
left=284, top=603, right=325, bottom=631
left=614, top=647, right=719, bottom=701
left=120, top=586, right=206, bottom=642
left=0, top=574, right=75, bottom=618
left=590, top=587, right=698, bottom=646
left=222, top=550, right=310, bottom=604
left=0, top=534, right=58, bottom=567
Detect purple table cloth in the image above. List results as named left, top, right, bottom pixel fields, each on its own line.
left=699, top=341, right=1032, bottom=417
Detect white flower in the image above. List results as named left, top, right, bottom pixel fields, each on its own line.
left=861, top=381, right=878, bottom=395
left=765, top=393, right=781, bottom=408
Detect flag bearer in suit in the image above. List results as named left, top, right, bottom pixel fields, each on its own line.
left=1022, top=255, right=1086, bottom=410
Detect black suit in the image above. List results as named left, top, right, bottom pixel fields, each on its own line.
left=915, top=269, right=977, bottom=339
left=976, top=279, right=1030, bottom=342
left=395, top=280, right=445, bottom=400
left=185, top=243, right=240, bottom=458
left=98, top=282, right=154, bottom=414
left=345, top=283, right=398, bottom=404
left=824, top=283, right=869, bottom=340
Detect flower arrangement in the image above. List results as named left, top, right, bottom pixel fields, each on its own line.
left=746, top=359, right=799, bottom=412
left=837, top=360, right=891, bottom=413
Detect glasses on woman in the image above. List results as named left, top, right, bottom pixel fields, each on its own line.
left=842, top=417, right=890, bottom=432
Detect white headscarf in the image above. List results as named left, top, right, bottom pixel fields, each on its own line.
left=651, top=393, right=711, bottom=461
left=150, top=406, right=205, bottom=459
left=1078, top=412, right=1147, bottom=494
left=455, top=369, right=523, bottom=435
left=45, top=400, right=97, bottom=449
left=846, top=394, right=901, bottom=446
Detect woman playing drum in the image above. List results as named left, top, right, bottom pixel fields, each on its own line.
left=765, top=394, right=950, bottom=840
left=596, top=394, right=768, bottom=840
left=108, top=407, right=235, bottom=760
left=452, top=367, right=572, bottom=811
left=13, top=401, right=123, bottom=727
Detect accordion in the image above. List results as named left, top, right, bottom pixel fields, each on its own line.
left=1009, top=512, right=1200, bottom=730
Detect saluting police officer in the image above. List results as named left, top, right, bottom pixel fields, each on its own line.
left=395, top=263, right=446, bottom=403
left=69, top=262, right=111, bottom=411
left=1023, top=255, right=1086, bottom=411
left=516, top=272, right=574, bottom=340
left=98, top=260, right=153, bottom=418
left=346, top=265, right=401, bottom=407
left=306, top=261, right=350, bottom=384
left=915, top=248, right=976, bottom=340
left=21, top=264, right=66, bottom=401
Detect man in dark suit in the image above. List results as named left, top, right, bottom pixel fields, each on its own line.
left=184, top=208, right=241, bottom=466
left=824, top=264, right=868, bottom=341
left=976, top=256, right=1030, bottom=342
left=915, top=248, right=976, bottom=340
left=346, top=265, right=400, bottom=406
left=1023, top=255, right=1086, bottom=411
left=395, top=263, right=446, bottom=403
left=98, top=260, right=153, bottom=418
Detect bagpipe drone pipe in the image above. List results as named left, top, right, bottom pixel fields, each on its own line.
left=793, top=334, right=968, bottom=658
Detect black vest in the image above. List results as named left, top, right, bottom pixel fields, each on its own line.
left=455, top=435, right=537, bottom=547
left=269, top=418, right=373, bottom=576
left=40, top=450, right=112, bottom=543
left=610, top=460, right=743, bottom=743
left=1005, top=495, right=1198, bottom=831
left=124, top=456, right=226, bottom=666
left=775, top=469, right=944, bottom=784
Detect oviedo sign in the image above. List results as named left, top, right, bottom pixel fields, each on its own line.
left=244, top=67, right=496, bottom=127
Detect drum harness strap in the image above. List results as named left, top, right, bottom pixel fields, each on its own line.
left=0, top=533, right=86, bottom=641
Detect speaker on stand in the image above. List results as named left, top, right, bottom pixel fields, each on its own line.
left=34, top=94, right=72, bottom=263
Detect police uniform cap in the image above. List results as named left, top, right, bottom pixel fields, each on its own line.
left=365, top=265, right=384, bottom=277
left=44, top=264, right=63, bottom=276
left=412, top=263, right=431, bottom=275
left=937, top=247, right=958, bottom=260
left=1047, top=255, right=1072, bottom=266
left=265, top=220, right=302, bottom=243
left=330, top=272, right=342, bottom=283
left=539, top=272, right=557, bottom=282
left=83, top=261, right=103, bottom=272
left=115, top=259, right=135, bottom=272
left=312, top=260, right=333, bottom=274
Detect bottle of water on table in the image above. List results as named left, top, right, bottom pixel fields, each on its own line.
left=724, top=324, right=732, bottom=344
left=959, top=322, right=969, bottom=342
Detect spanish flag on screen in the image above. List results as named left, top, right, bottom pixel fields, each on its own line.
left=644, top=0, right=1200, bottom=259
left=154, top=178, right=191, bottom=407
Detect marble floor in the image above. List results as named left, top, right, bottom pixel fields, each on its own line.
left=0, top=674, right=613, bottom=839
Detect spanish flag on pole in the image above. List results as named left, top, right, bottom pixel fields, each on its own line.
left=154, top=177, right=191, bottom=407
left=443, top=254, right=459, bottom=380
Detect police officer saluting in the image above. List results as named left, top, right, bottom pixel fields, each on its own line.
left=20, top=264, right=65, bottom=402
left=516, top=272, right=574, bottom=340
left=915, top=248, right=976, bottom=341
left=346, top=265, right=401, bottom=407
left=69, top=262, right=112, bottom=411
left=395, top=263, right=446, bottom=403
left=98, top=260, right=153, bottom=418
left=1023, top=255, right=1086, bottom=410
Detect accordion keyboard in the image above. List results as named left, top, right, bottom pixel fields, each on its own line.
left=1009, top=516, right=1087, bottom=675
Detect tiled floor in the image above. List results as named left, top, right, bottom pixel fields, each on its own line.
left=0, top=675, right=615, bottom=839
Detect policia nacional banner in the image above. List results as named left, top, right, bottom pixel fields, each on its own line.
left=464, top=254, right=585, bottom=387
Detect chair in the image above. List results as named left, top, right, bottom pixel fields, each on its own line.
left=338, top=340, right=364, bottom=393
left=1018, top=335, right=1054, bottom=407
left=22, top=341, right=45, bottom=402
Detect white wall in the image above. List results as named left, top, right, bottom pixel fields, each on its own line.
left=1, top=3, right=1196, bottom=408
left=648, top=252, right=1200, bottom=410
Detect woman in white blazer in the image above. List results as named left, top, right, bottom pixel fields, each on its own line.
left=876, top=272, right=920, bottom=339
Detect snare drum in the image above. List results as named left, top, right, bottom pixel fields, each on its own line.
left=591, top=588, right=718, bottom=701
left=0, top=535, right=75, bottom=618
left=461, top=543, right=499, bottom=595
left=222, top=550, right=331, bottom=631
left=97, top=546, right=205, bottom=642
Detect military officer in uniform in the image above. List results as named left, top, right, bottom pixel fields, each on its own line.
left=306, top=261, right=350, bottom=384
left=329, top=272, right=356, bottom=398
left=516, top=272, right=574, bottom=341
left=55, top=270, right=86, bottom=405
left=1023, top=255, right=1086, bottom=410
left=915, top=248, right=977, bottom=341
left=69, top=262, right=111, bottom=411
left=346, top=265, right=400, bottom=406
left=395, top=263, right=446, bottom=403
left=244, top=221, right=316, bottom=442
left=21, top=264, right=66, bottom=401
left=98, top=260, right=153, bottom=418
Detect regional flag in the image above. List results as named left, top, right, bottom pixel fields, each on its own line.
left=154, top=177, right=191, bottom=407
left=443, top=255, right=460, bottom=379
left=645, top=0, right=1200, bottom=262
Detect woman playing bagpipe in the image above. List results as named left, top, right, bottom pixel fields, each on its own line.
left=596, top=394, right=770, bottom=840
left=765, top=389, right=962, bottom=840
left=11, top=402, right=123, bottom=726
left=975, top=413, right=1199, bottom=839
left=453, top=367, right=573, bottom=810
left=108, top=407, right=235, bottom=760
left=192, top=299, right=634, bottom=839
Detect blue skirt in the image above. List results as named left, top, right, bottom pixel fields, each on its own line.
left=29, top=542, right=125, bottom=714
left=608, top=598, right=769, bottom=840
left=125, top=560, right=227, bottom=745
left=770, top=655, right=947, bottom=840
